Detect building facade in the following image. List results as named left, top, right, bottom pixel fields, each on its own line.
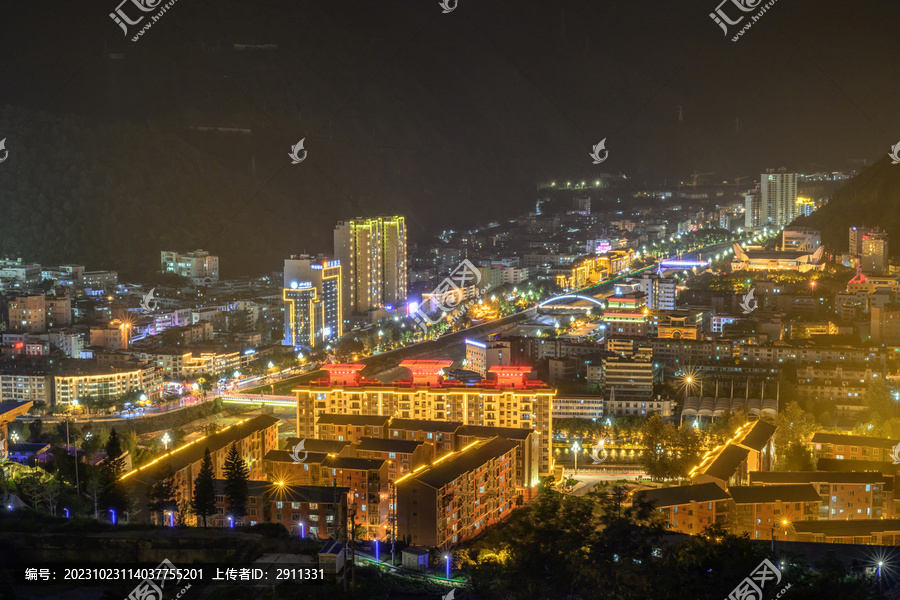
left=294, top=361, right=555, bottom=475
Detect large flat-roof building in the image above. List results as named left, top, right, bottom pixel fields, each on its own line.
left=293, top=361, right=555, bottom=475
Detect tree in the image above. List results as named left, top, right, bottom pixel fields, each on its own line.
left=223, top=443, right=249, bottom=523
left=774, top=401, right=818, bottom=467
left=672, top=422, right=703, bottom=480
left=106, top=428, right=123, bottom=460
left=782, top=441, right=815, bottom=470
left=146, top=463, right=178, bottom=525
left=28, top=418, right=43, bottom=442
left=192, top=448, right=216, bottom=527
left=99, top=428, right=132, bottom=518
left=640, top=414, right=675, bottom=481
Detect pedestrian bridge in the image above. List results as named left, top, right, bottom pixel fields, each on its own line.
left=221, top=393, right=295, bottom=407
left=537, top=294, right=607, bottom=309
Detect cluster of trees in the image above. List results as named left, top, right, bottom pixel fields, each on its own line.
left=639, top=414, right=704, bottom=481
left=4, top=419, right=252, bottom=529
left=188, top=443, right=250, bottom=527
left=459, top=482, right=885, bottom=600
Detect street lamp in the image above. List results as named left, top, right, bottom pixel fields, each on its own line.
left=445, top=554, right=451, bottom=580
left=572, top=440, right=581, bottom=475
left=162, top=433, right=171, bottom=451
left=10, top=432, right=19, bottom=443
left=109, top=509, right=117, bottom=525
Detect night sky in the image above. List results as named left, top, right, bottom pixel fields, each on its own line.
left=2, top=0, right=898, bottom=274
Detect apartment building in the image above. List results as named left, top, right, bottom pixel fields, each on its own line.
left=354, top=437, right=433, bottom=484
left=294, top=361, right=555, bottom=475
left=0, top=367, right=51, bottom=404
left=809, top=433, right=899, bottom=463
left=738, top=344, right=884, bottom=367
left=263, top=450, right=389, bottom=538
left=160, top=249, right=219, bottom=284
left=211, top=480, right=350, bottom=537
left=638, top=483, right=731, bottom=535
left=601, top=355, right=655, bottom=399
left=54, top=359, right=161, bottom=406
left=750, top=471, right=892, bottom=520
left=464, top=339, right=510, bottom=378
left=729, top=485, right=821, bottom=541
left=124, top=415, right=279, bottom=524
left=395, top=437, right=518, bottom=547
left=316, top=414, right=392, bottom=443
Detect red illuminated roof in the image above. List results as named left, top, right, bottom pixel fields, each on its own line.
left=488, top=366, right=533, bottom=374
left=400, top=360, right=453, bottom=375
left=322, top=363, right=366, bottom=372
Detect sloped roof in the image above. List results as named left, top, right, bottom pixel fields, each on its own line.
left=736, top=421, right=777, bottom=451
left=695, top=444, right=750, bottom=481
left=401, top=437, right=517, bottom=489
left=316, top=414, right=391, bottom=427
left=750, top=471, right=886, bottom=484
left=389, top=418, right=463, bottom=433
left=356, top=437, right=427, bottom=453
left=729, top=484, right=821, bottom=504
left=811, top=432, right=898, bottom=451
left=637, top=483, right=730, bottom=508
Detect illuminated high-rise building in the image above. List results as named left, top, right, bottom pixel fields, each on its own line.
left=861, top=230, right=889, bottom=275
left=760, top=170, right=797, bottom=226
left=334, top=216, right=407, bottom=324
left=283, top=255, right=342, bottom=348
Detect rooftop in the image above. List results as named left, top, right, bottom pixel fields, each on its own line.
left=397, top=437, right=518, bottom=490
left=637, top=483, right=731, bottom=507
left=356, top=437, right=428, bottom=453
left=811, top=432, right=898, bottom=450
left=123, top=414, right=279, bottom=483
left=213, top=480, right=351, bottom=504
left=750, top=471, right=887, bottom=484
left=316, top=414, right=391, bottom=427
left=791, top=519, right=900, bottom=536
left=729, top=484, right=821, bottom=504
left=389, top=418, right=463, bottom=433
left=455, top=424, right=534, bottom=440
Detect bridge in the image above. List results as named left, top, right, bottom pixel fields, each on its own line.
left=221, top=393, right=295, bottom=407
left=537, top=294, right=607, bottom=309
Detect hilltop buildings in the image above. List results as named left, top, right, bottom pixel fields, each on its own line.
left=160, top=250, right=219, bottom=284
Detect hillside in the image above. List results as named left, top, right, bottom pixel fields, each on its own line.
left=795, top=157, right=900, bottom=252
